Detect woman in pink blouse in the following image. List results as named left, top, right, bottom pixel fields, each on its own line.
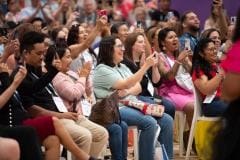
left=44, top=42, right=108, bottom=158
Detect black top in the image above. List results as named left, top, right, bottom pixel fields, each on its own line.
left=0, top=72, right=29, bottom=126
left=122, top=58, right=157, bottom=97
left=12, top=64, right=59, bottom=112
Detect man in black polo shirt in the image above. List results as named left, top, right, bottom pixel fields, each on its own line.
left=13, top=31, right=108, bottom=159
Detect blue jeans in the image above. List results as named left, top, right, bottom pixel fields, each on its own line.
left=202, top=98, right=228, bottom=117
left=161, top=97, right=176, bottom=119
left=107, top=121, right=128, bottom=160
left=119, top=107, right=158, bottom=160
left=138, top=96, right=174, bottom=159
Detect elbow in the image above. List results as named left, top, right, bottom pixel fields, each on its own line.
left=200, top=88, right=216, bottom=96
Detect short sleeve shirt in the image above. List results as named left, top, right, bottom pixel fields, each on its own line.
left=93, top=63, right=137, bottom=101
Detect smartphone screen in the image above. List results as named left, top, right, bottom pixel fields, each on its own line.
left=230, top=16, right=237, bottom=25
left=98, top=10, right=107, bottom=17
left=137, top=21, right=142, bottom=29
left=184, top=38, right=191, bottom=50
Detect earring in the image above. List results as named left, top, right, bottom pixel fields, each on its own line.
left=163, top=46, right=166, bottom=51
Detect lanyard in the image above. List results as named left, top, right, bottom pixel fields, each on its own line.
left=30, top=72, right=58, bottom=96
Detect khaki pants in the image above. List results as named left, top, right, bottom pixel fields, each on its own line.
left=60, top=115, right=108, bottom=158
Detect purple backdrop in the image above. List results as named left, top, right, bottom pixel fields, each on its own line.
left=170, top=0, right=240, bottom=29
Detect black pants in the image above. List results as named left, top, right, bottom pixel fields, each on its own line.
left=0, top=125, right=43, bottom=160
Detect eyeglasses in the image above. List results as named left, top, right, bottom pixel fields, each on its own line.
left=115, top=44, right=125, bottom=49
left=205, top=47, right=216, bottom=53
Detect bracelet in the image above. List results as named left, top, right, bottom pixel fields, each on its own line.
left=175, top=60, right=182, bottom=65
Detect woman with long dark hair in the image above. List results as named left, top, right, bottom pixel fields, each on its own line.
left=94, top=35, right=159, bottom=160
left=191, top=38, right=228, bottom=116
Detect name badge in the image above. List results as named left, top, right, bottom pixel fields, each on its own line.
left=203, top=91, right=217, bottom=104
left=53, top=96, right=68, bottom=112
left=81, top=99, right=92, bottom=117
left=147, top=81, right=154, bottom=96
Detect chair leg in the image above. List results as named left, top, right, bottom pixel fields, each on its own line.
left=185, top=119, right=197, bottom=160
left=132, top=127, right=139, bottom=160
left=178, top=112, right=186, bottom=157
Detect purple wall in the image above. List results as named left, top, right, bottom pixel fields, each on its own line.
left=171, top=0, right=240, bottom=29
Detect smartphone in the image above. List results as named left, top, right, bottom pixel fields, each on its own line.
left=72, top=98, right=77, bottom=113
left=98, top=9, right=107, bottom=17
left=137, top=21, right=142, bottom=29
left=166, top=11, right=174, bottom=21
left=230, top=16, right=237, bottom=25
left=184, top=38, right=191, bottom=51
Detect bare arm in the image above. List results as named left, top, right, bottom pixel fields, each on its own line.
left=0, top=78, right=19, bottom=109
left=118, top=82, right=142, bottom=98
left=113, top=54, right=155, bottom=90
left=151, top=65, right=161, bottom=83
left=69, top=16, right=107, bottom=59
left=160, top=50, right=191, bottom=81
left=0, top=65, right=26, bottom=109
left=194, top=74, right=223, bottom=95
left=215, top=0, right=228, bottom=39
left=27, top=105, right=79, bottom=121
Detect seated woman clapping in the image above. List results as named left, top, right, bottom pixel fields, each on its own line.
left=44, top=42, right=108, bottom=159
left=191, top=38, right=228, bottom=116
left=93, top=35, right=161, bottom=160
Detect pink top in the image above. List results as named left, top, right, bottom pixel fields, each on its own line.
left=221, top=40, right=240, bottom=73
left=158, top=53, right=194, bottom=110
left=52, top=70, right=92, bottom=113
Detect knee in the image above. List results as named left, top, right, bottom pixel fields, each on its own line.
left=108, top=123, right=122, bottom=135
left=158, top=114, right=173, bottom=131
left=43, top=135, right=60, bottom=149
left=0, top=138, right=20, bottom=160
left=95, top=126, right=108, bottom=142
left=142, top=116, right=158, bottom=129
left=120, top=121, right=128, bottom=132
left=7, top=139, right=20, bottom=159
left=78, top=130, right=92, bottom=145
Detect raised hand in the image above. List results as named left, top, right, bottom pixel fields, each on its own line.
left=177, top=49, right=192, bottom=63
left=96, top=15, right=108, bottom=30
left=3, top=39, right=19, bottom=57
left=52, top=52, right=62, bottom=71
left=78, top=61, right=92, bottom=78
left=145, top=53, right=156, bottom=67
left=13, top=66, right=27, bottom=86
left=0, top=63, right=9, bottom=73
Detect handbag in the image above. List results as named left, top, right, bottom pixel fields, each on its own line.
left=119, top=99, right=165, bottom=117
left=89, top=91, right=121, bottom=127
left=175, top=65, right=194, bottom=93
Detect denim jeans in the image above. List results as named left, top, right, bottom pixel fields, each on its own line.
left=138, top=95, right=174, bottom=159
left=107, top=121, right=128, bottom=160
left=161, top=97, right=176, bottom=119
left=202, top=98, right=228, bottom=117
left=119, top=107, right=158, bottom=160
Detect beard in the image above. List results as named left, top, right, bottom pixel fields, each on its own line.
left=189, top=25, right=200, bottom=33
